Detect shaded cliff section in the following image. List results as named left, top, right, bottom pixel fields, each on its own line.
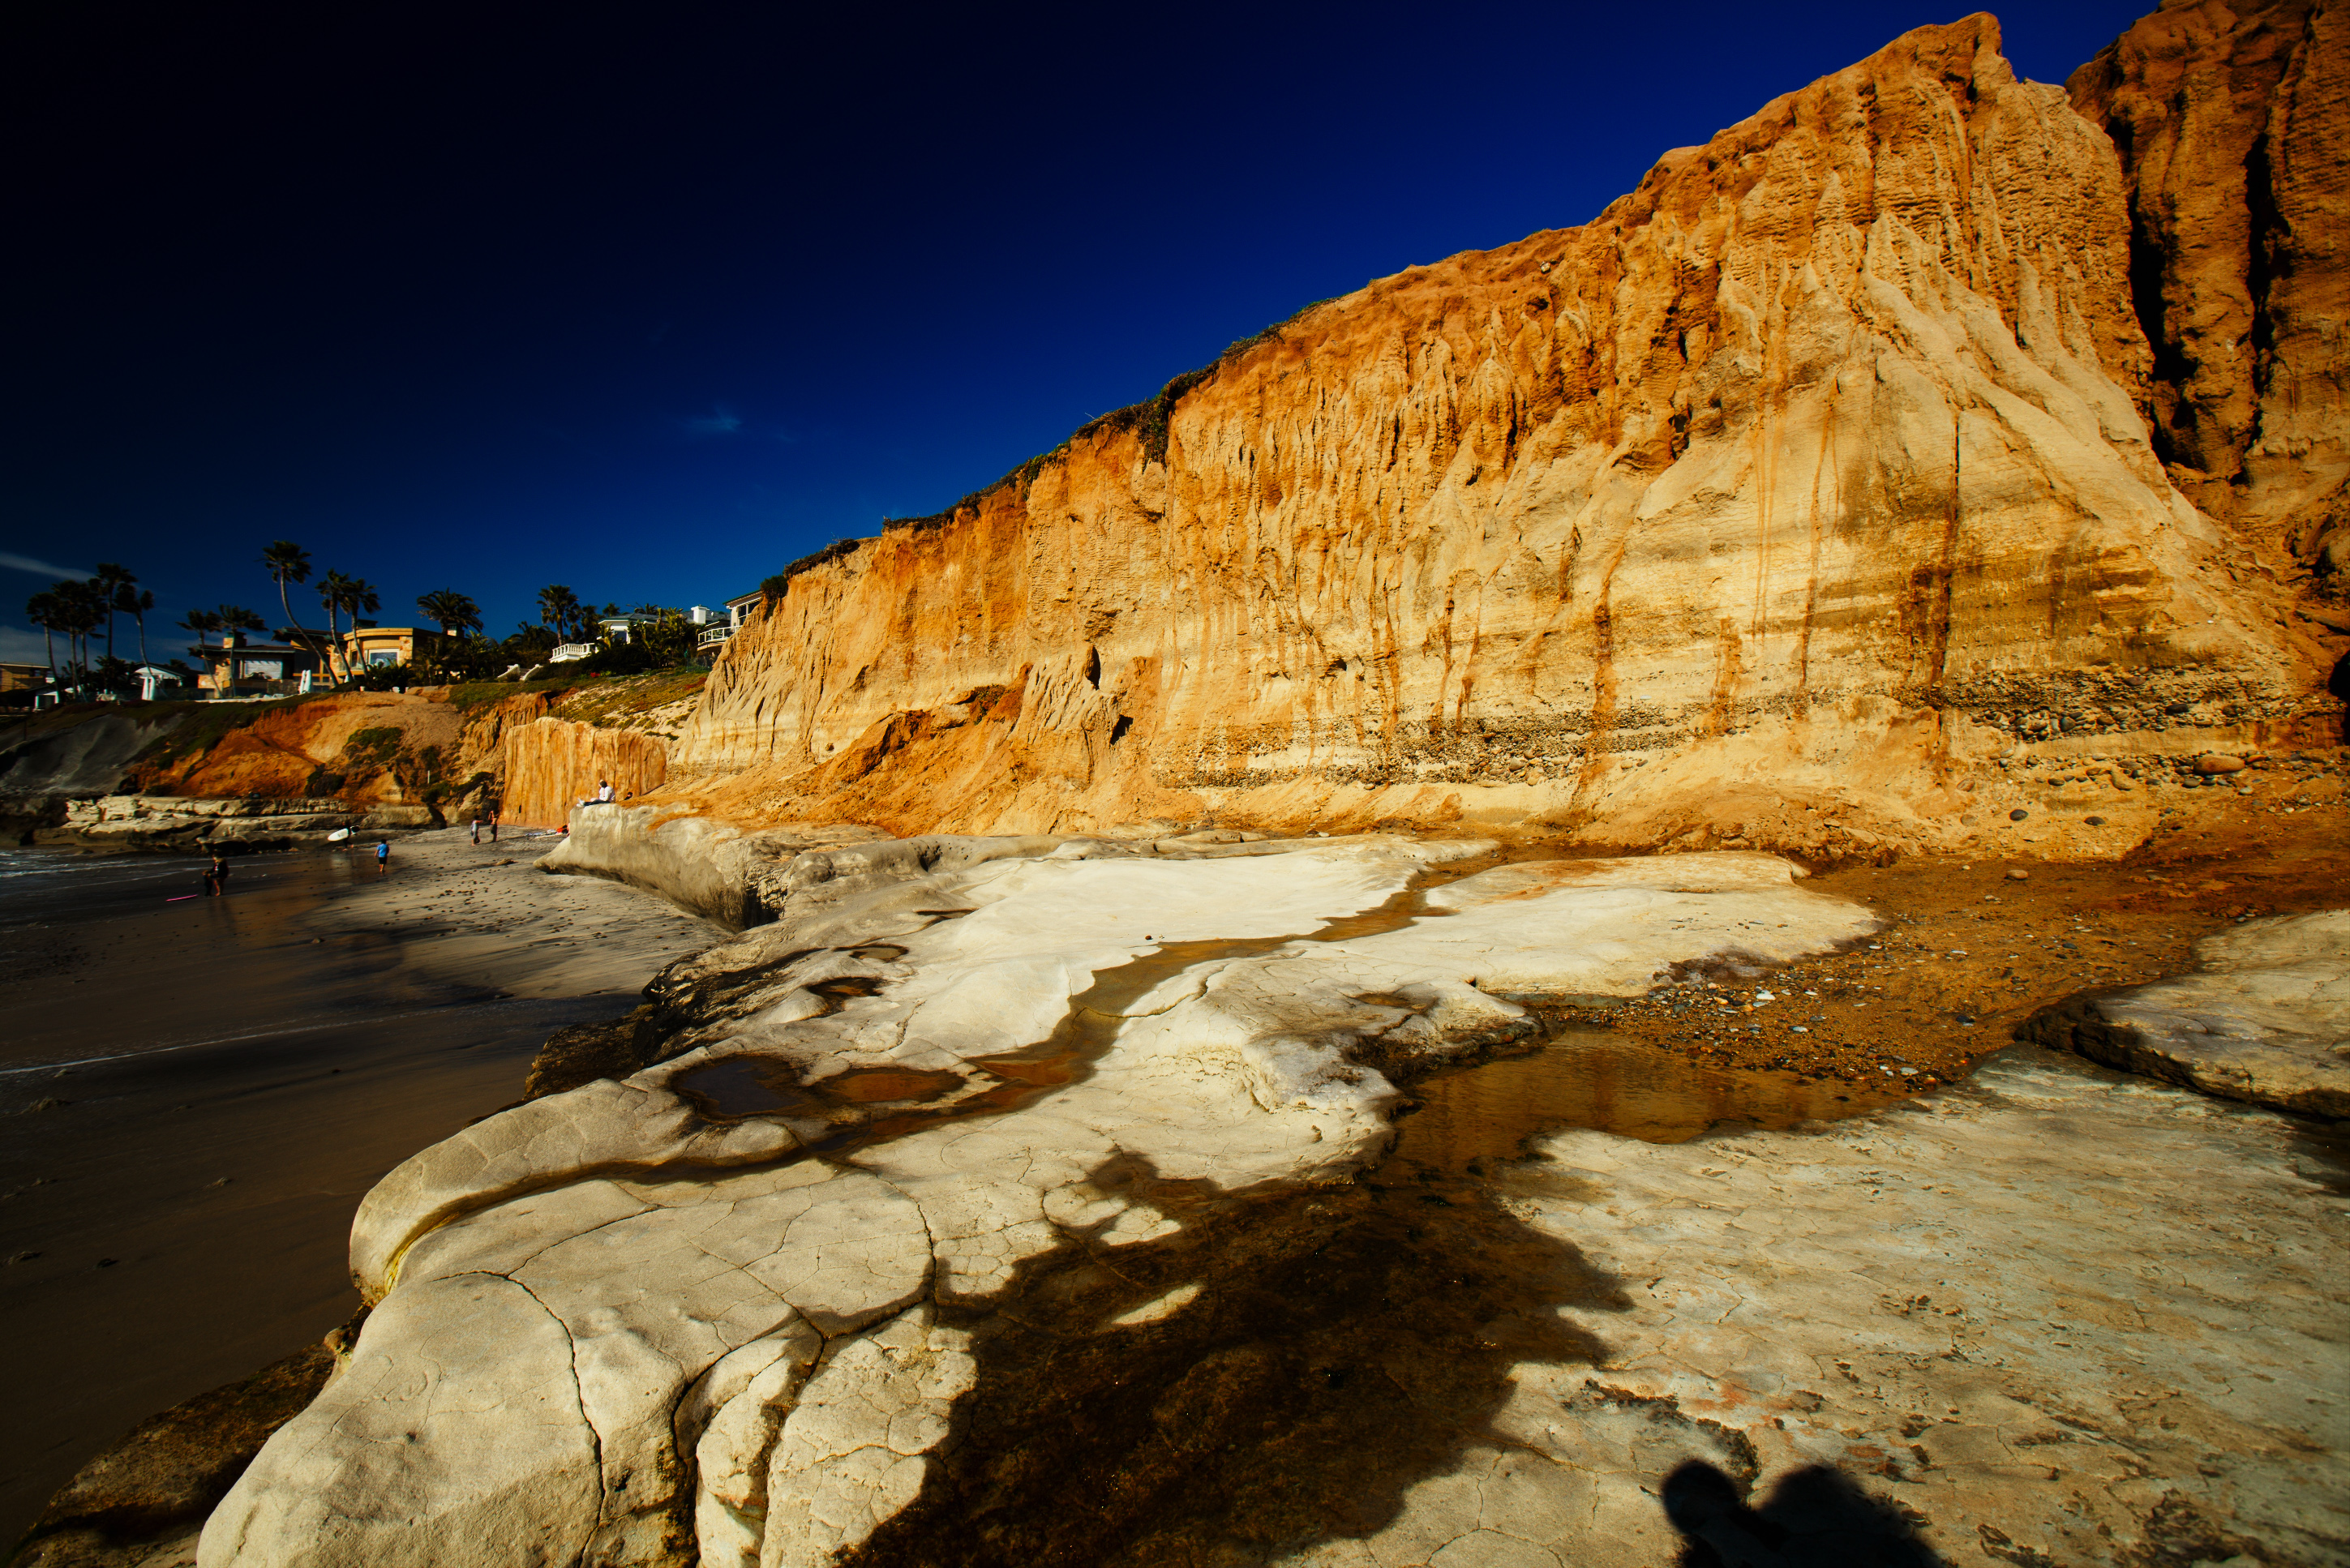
left=650, top=9, right=2347, bottom=854
left=2070, top=0, right=2350, bottom=592
left=0, top=675, right=701, bottom=843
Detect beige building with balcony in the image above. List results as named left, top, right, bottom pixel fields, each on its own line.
left=341, top=624, right=452, bottom=670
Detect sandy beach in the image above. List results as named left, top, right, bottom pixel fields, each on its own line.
left=0, top=831, right=723, bottom=1544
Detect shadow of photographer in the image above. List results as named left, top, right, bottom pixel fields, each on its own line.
left=1664, top=1459, right=1946, bottom=1567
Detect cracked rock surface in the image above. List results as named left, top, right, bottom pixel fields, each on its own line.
left=1281, top=1049, right=2348, bottom=1568
left=2022, top=909, right=2350, bottom=1117
left=199, top=842, right=1874, bottom=1567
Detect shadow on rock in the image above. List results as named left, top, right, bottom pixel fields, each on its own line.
left=1664, top=1459, right=1945, bottom=1567
left=842, top=1154, right=1629, bottom=1568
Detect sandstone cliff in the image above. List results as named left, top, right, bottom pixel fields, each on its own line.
left=2070, top=0, right=2350, bottom=581
left=500, top=717, right=669, bottom=827
left=645, top=10, right=2345, bottom=857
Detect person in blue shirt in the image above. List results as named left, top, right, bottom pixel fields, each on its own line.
left=375, top=839, right=391, bottom=876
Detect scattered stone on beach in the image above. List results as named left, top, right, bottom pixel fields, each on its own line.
left=2020, top=909, right=2350, bottom=1117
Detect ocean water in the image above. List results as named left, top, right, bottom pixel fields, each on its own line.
left=0, top=846, right=629, bottom=1544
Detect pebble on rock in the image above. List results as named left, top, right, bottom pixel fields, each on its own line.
left=2196, top=754, right=2248, bottom=775
left=2009, top=808, right=2030, bottom=820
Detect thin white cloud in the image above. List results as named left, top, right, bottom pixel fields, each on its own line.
left=0, top=622, right=55, bottom=663
left=681, top=405, right=744, bottom=438
left=0, top=551, right=93, bottom=580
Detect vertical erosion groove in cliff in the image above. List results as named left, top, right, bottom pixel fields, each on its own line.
left=2068, top=0, right=2350, bottom=562
left=501, top=716, right=669, bottom=828
left=656, top=12, right=2334, bottom=847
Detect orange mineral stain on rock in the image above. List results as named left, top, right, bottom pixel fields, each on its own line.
left=500, top=717, right=668, bottom=829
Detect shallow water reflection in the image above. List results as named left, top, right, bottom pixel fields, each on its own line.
left=1395, top=1028, right=1919, bottom=1171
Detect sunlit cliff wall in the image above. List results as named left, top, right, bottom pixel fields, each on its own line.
left=659, top=11, right=2345, bottom=852
left=501, top=717, right=669, bottom=829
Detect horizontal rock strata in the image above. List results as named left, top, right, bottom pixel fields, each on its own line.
left=642, top=11, right=2342, bottom=852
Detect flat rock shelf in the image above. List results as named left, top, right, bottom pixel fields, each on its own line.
left=44, top=833, right=2343, bottom=1568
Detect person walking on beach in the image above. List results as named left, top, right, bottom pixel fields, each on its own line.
left=470, top=814, right=482, bottom=845
left=489, top=809, right=499, bottom=842
left=375, top=839, right=391, bottom=876
left=204, top=854, right=230, bottom=896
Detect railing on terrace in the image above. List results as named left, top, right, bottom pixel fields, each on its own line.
left=696, top=623, right=737, bottom=650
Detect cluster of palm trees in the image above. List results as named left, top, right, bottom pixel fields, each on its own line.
left=258, top=542, right=497, bottom=687
left=22, top=563, right=158, bottom=695
left=20, top=542, right=637, bottom=704
left=256, top=540, right=373, bottom=686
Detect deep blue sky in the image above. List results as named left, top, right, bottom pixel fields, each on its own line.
left=4, top=1, right=2149, bottom=663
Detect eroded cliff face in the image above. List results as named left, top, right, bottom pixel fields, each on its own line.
left=2069, top=0, right=2350, bottom=576
left=501, top=717, right=670, bottom=827
left=657, top=11, right=2343, bottom=853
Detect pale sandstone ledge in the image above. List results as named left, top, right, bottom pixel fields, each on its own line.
left=1283, top=1047, right=2349, bottom=1568
left=2022, top=907, right=2350, bottom=1117
left=197, top=845, right=1885, bottom=1568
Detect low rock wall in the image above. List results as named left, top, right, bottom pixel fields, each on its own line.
left=22, top=795, right=438, bottom=853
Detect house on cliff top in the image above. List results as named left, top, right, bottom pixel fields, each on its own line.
left=193, top=632, right=320, bottom=697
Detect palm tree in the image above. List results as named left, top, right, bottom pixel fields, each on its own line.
left=315, top=571, right=353, bottom=685
left=218, top=606, right=266, bottom=640
left=117, top=585, right=155, bottom=667
left=178, top=607, right=221, bottom=650
left=26, top=590, right=61, bottom=676
left=92, top=564, right=134, bottom=664
left=260, top=542, right=313, bottom=639
left=52, top=581, right=105, bottom=694
left=417, top=589, right=482, bottom=636
left=538, top=585, right=583, bottom=642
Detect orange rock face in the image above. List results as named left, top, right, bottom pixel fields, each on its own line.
left=145, top=692, right=468, bottom=803
left=649, top=14, right=2342, bottom=853
left=499, top=718, right=668, bottom=828
left=2069, top=0, right=2350, bottom=565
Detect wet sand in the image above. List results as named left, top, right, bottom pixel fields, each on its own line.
left=0, top=833, right=723, bottom=1545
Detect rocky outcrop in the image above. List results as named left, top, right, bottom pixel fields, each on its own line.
left=0, top=712, right=187, bottom=801
left=199, top=843, right=1880, bottom=1568
left=497, top=716, right=669, bottom=828
left=132, top=692, right=469, bottom=803
left=11, top=1347, right=332, bottom=1568
left=31, top=795, right=373, bottom=852
left=647, top=12, right=2344, bottom=853
left=2021, top=906, right=2349, bottom=1115
left=2069, top=0, right=2350, bottom=585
